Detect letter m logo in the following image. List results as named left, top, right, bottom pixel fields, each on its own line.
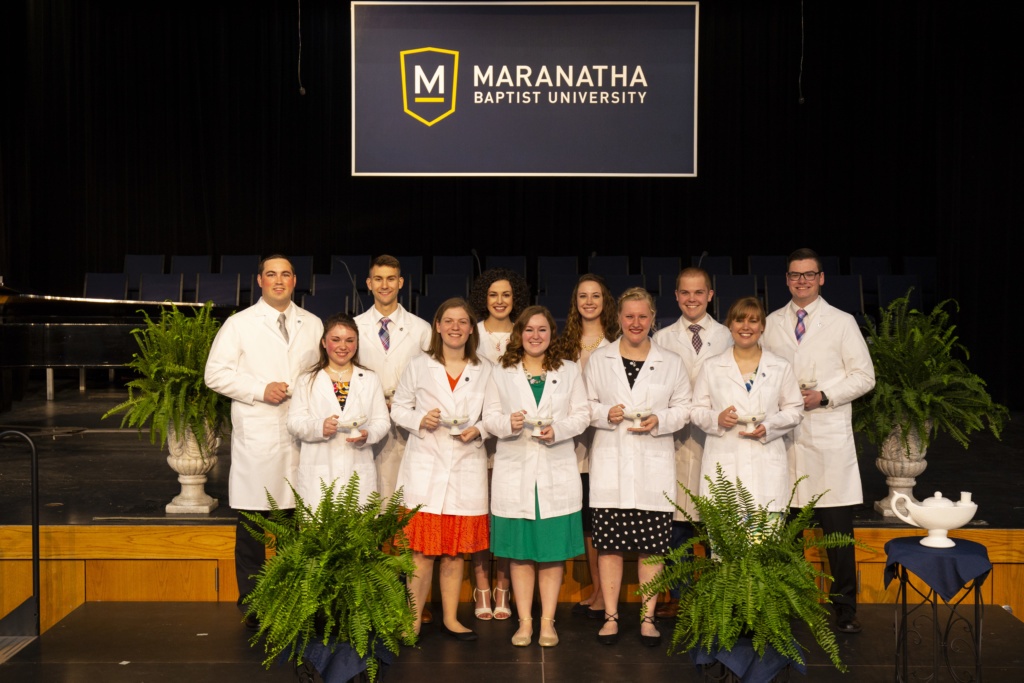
left=400, top=47, right=459, bottom=126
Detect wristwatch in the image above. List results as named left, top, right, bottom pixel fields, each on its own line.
left=819, top=391, right=830, bottom=407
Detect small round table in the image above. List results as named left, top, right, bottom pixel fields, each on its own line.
left=884, top=537, right=991, bottom=682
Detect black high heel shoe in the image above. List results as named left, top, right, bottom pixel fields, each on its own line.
left=640, top=615, right=662, bottom=648
left=597, top=612, right=620, bottom=645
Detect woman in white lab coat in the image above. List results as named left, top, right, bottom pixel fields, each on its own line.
left=287, top=313, right=391, bottom=508
left=483, top=305, right=589, bottom=648
left=584, top=287, right=691, bottom=648
left=392, top=298, right=493, bottom=640
left=553, top=273, right=620, bottom=618
left=467, top=267, right=532, bottom=619
left=689, top=297, right=804, bottom=512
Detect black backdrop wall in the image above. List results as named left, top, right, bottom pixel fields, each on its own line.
left=1, top=0, right=1019, bottom=408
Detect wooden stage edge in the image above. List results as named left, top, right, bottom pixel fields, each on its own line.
left=2, top=524, right=1023, bottom=633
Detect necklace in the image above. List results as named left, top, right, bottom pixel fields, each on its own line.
left=485, top=329, right=508, bottom=354
left=580, top=335, right=603, bottom=352
left=326, top=366, right=352, bottom=380
left=524, top=367, right=547, bottom=386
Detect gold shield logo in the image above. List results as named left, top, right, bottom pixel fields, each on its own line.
left=400, top=47, right=459, bottom=126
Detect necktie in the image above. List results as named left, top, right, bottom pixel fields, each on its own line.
left=379, top=317, right=391, bottom=351
left=278, top=313, right=290, bottom=343
left=689, top=324, right=703, bottom=354
left=795, top=309, right=807, bottom=343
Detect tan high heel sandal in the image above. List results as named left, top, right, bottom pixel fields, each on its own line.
left=492, top=586, right=512, bottom=620
left=472, top=587, right=493, bottom=620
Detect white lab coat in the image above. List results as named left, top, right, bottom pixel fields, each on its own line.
left=573, top=337, right=611, bottom=474
left=392, top=354, right=493, bottom=515
left=476, top=320, right=511, bottom=469
left=690, top=348, right=804, bottom=512
left=654, top=314, right=733, bottom=518
left=204, top=299, right=324, bottom=510
left=287, top=367, right=391, bottom=508
left=353, top=305, right=431, bottom=499
left=482, top=361, right=589, bottom=519
left=584, top=339, right=692, bottom=512
left=762, top=297, right=875, bottom=507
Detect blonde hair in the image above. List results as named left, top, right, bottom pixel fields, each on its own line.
left=617, top=286, right=656, bottom=317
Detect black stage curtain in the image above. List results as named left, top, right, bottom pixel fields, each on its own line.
left=1, top=0, right=1019, bottom=407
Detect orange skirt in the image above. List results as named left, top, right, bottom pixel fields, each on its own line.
left=403, top=510, right=489, bottom=556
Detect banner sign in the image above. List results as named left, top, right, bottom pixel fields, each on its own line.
left=352, top=2, right=699, bottom=177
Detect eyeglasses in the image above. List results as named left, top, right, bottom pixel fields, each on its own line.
left=786, top=271, right=821, bottom=282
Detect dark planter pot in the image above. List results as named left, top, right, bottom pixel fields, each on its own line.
left=296, top=658, right=387, bottom=683
left=699, top=661, right=791, bottom=683
left=691, top=636, right=805, bottom=683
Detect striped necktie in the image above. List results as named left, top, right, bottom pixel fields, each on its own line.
left=379, top=317, right=391, bottom=351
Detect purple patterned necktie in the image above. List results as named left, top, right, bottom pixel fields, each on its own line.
left=795, top=309, right=807, bottom=343
left=379, top=317, right=391, bottom=351
left=689, top=324, right=703, bottom=354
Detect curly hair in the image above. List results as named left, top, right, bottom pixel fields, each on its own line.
left=468, top=268, right=532, bottom=322
left=554, top=273, right=620, bottom=362
left=498, top=305, right=564, bottom=371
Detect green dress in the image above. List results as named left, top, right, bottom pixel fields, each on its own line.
left=490, top=376, right=585, bottom=562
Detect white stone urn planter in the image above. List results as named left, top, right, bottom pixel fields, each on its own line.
left=165, top=424, right=220, bottom=514
left=874, top=422, right=930, bottom=517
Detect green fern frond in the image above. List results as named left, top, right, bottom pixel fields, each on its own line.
left=242, top=475, right=419, bottom=682
left=102, top=302, right=230, bottom=456
left=642, top=465, right=855, bottom=672
left=853, top=291, right=1008, bottom=451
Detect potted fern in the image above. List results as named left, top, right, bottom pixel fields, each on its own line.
left=103, top=302, right=230, bottom=513
left=242, top=475, right=418, bottom=683
left=640, top=465, right=857, bottom=682
left=852, top=292, right=1008, bottom=516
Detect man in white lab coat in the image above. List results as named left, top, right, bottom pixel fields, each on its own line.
left=204, top=254, right=324, bottom=625
left=354, top=255, right=433, bottom=623
left=652, top=266, right=732, bottom=617
left=762, top=248, right=875, bottom=634
left=353, top=254, right=431, bottom=500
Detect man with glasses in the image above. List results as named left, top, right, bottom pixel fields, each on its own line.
left=763, top=248, right=875, bottom=634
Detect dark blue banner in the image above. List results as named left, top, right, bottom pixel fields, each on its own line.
left=352, top=2, right=698, bottom=176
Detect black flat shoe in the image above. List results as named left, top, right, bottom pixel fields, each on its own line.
left=640, top=616, right=662, bottom=647
left=586, top=607, right=604, bottom=620
left=572, top=601, right=591, bottom=616
left=597, top=612, right=620, bottom=645
left=836, top=615, right=862, bottom=634
left=440, top=624, right=479, bottom=641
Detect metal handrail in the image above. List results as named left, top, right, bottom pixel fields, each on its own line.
left=0, top=430, right=40, bottom=638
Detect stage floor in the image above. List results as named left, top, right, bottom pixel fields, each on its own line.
left=5, top=601, right=1024, bottom=682
left=3, top=373, right=1024, bottom=679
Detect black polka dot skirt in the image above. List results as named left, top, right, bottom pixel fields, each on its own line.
left=590, top=507, right=672, bottom=553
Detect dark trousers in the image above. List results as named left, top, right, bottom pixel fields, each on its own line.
left=234, top=508, right=293, bottom=611
left=802, top=504, right=857, bottom=614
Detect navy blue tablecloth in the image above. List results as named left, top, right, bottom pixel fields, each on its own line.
left=884, top=537, right=991, bottom=603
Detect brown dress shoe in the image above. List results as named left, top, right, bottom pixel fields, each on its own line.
left=655, top=600, right=679, bottom=619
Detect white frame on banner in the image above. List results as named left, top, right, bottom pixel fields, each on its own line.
left=350, top=1, right=696, bottom=178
